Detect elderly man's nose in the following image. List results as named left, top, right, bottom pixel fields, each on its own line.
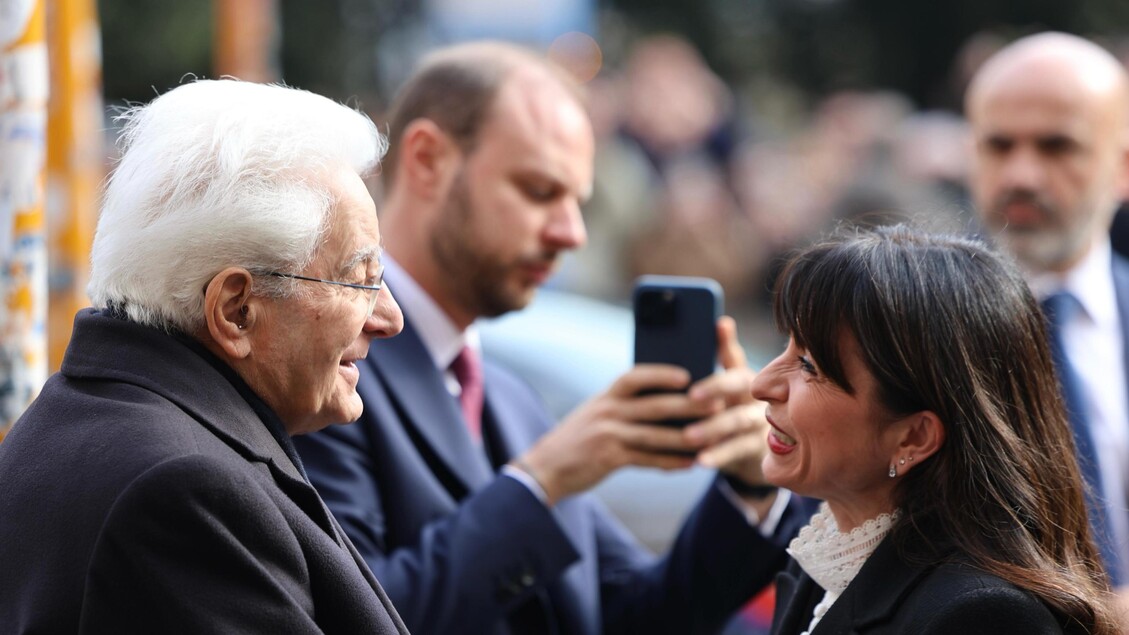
left=366, top=289, right=403, bottom=338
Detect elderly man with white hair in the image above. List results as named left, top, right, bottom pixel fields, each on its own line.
left=0, top=79, right=407, bottom=633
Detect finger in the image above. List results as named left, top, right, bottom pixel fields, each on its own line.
left=616, top=391, right=724, bottom=425
left=615, top=420, right=700, bottom=453
left=608, top=364, right=691, bottom=398
left=622, top=448, right=697, bottom=471
left=688, top=366, right=756, bottom=405
left=696, top=432, right=766, bottom=470
left=684, top=401, right=766, bottom=446
left=717, top=316, right=748, bottom=370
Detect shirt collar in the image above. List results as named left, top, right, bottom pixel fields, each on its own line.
left=1027, top=237, right=1118, bottom=328
left=383, top=257, right=479, bottom=370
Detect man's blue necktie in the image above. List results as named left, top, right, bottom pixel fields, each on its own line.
left=1041, top=291, right=1123, bottom=584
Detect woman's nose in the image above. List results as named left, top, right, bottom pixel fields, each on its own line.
left=751, top=353, right=786, bottom=402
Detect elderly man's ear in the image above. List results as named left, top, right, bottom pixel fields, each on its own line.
left=203, top=267, right=259, bottom=359
left=398, top=119, right=461, bottom=202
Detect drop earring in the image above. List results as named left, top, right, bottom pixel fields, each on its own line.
left=889, top=464, right=897, bottom=478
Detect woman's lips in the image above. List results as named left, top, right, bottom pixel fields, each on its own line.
left=767, top=425, right=797, bottom=455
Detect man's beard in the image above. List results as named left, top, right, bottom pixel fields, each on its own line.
left=988, top=189, right=1092, bottom=272
left=430, top=172, right=554, bottom=319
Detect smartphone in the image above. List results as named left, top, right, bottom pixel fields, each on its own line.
left=633, top=275, right=723, bottom=426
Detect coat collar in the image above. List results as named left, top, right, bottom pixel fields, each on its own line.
left=59, top=309, right=345, bottom=539
left=62, top=310, right=303, bottom=478
left=57, top=312, right=428, bottom=605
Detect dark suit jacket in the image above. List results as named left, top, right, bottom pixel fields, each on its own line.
left=770, top=538, right=1076, bottom=635
left=0, top=309, right=407, bottom=634
left=294, top=314, right=803, bottom=635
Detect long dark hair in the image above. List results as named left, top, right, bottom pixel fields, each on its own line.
left=772, top=224, right=1115, bottom=633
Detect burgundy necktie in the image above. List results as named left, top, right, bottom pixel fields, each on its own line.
left=450, top=345, right=484, bottom=439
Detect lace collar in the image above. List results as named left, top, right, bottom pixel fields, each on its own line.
left=787, top=502, right=899, bottom=595
left=787, top=503, right=900, bottom=634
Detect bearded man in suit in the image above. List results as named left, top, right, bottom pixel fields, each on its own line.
left=294, top=41, right=805, bottom=634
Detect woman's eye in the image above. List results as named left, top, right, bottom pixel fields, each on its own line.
left=797, top=355, right=818, bottom=375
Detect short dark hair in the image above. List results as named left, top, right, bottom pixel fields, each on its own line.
left=772, top=224, right=1115, bottom=633
left=381, top=41, right=583, bottom=188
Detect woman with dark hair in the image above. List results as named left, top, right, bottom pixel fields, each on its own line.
left=753, top=225, right=1117, bottom=634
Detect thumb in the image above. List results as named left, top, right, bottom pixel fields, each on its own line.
left=717, top=316, right=748, bottom=370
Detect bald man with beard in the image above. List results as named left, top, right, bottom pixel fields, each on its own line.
left=967, top=32, right=1129, bottom=620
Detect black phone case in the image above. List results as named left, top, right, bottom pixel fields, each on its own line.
left=633, top=276, right=723, bottom=427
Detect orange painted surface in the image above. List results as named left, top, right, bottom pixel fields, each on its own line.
left=45, top=0, right=102, bottom=371
left=1, top=0, right=48, bottom=433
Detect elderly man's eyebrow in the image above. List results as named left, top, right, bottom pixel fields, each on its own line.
left=339, top=244, right=384, bottom=277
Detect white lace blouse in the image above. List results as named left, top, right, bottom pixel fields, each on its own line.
left=786, top=502, right=900, bottom=635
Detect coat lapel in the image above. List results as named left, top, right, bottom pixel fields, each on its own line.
left=365, top=316, right=494, bottom=494
left=771, top=565, right=821, bottom=635
left=480, top=364, right=545, bottom=461
left=823, top=538, right=931, bottom=632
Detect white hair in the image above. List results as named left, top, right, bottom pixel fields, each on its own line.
left=88, top=79, right=386, bottom=333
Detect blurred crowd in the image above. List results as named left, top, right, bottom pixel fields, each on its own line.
left=539, top=31, right=1125, bottom=348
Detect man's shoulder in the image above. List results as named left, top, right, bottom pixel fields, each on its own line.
left=915, top=560, right=1028, bottom=594
left=6, top=373, right=216, bottom=467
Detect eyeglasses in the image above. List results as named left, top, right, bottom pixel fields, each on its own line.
left=267, top=263, right=385, bottom=315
